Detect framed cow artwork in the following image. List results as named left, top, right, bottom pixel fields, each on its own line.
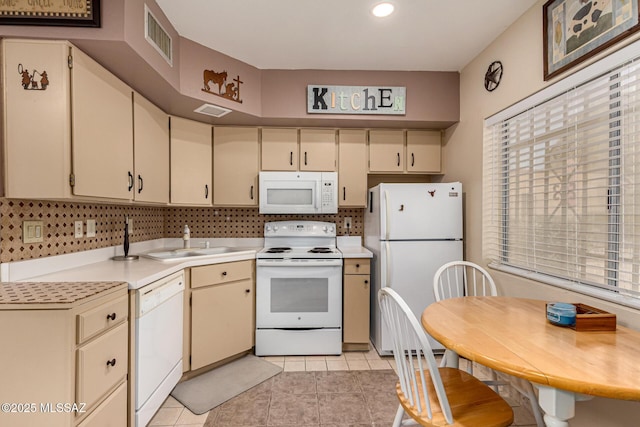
left=543, top=0, right=640, bottom=80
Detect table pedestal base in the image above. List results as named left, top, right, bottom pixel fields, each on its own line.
left=535, top=385, right=593, bottom=427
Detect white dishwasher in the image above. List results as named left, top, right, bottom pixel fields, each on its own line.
left=135, top=271, right=185, bottom=427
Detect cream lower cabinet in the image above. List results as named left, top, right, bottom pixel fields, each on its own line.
left=170, top=117, right=212, bottom=206
left=338, top=129, right=367, bottom=207
left=343, top=259, right=371, bottom=350
left=189, top=260, right=255, bottom=370
left=213, top=127, right=259, bottom=206
left=0, top=283, right=128, bottom=427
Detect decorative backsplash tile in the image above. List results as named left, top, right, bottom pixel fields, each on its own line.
left=0, top=198, right=363, bottom=262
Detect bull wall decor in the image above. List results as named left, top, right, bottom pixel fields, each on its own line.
left=202, top=69, right=243, bottom=104
left=18, top=64, right=49, bottom=91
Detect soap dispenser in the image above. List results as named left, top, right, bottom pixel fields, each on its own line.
left=183, top=224, right=191, bottom=249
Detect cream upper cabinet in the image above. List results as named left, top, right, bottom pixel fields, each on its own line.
left=133, top=93, right=169, bottom=203
left=213, top=127, right=259, bottom=206
left=368, top=129, right=404, bottom=172
left=3, top=39, right=72, bottom=199
left=406, top=130, right=441, bottom=173
left=338, top=129, right=367, bottom=207
left=299, top=129, right=336, bottom=171
left=2, top=39, right=136, bottom=201
left=170, top=117, right=212, bottom=206
left=261, top=128, right=298, bottom=171
left=71, top=47, right=134, bottom=200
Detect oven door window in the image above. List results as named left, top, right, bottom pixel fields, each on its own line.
left=270, top=278, right=328, bottom=313
left=256, top=265, right=342, bottom=328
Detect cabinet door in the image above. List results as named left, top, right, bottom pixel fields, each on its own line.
left=71, top=47, right=134, bottom=200
left=213, top=127, right=259, bottom=205
left=338, top=129, right=367, bottom=207
left=406, top=130, right=441, bottom=173
left=133, top=93, right=169, bottom=203
left=299, top=129, right=336, bottom=171
left=261, top=128, right=298, bottom=171
left=3, top=39, right=72, bottom=199
left=170, top=117, right=212, bottom=205
left=191, top=279, right=254, bottom=370
left=369, top=129, right=404, bottom=172
left=343, top=274, right=370, bottom=344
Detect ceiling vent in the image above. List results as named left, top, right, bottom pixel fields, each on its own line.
left=145, top=5, right=172, bottom=66
left=194, top=103, right=233, bottom=118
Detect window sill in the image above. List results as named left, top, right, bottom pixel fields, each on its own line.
left=488, top=263, right=640, bottom=312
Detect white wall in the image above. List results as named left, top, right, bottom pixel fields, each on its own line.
left=444, top=1, right=640, bottom=424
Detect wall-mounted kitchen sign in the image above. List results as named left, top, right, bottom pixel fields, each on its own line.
left=202, top=69, right=243, bottom=104
left=18, top=64, right=49, bottom=90
left=307, top=85, right=405, bottom=115
left=0, top=0, right=100, bottom=27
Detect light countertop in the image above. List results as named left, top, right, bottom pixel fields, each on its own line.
left=1, top=237, right=372, bottom=290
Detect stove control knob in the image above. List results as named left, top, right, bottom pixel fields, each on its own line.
left=265, top=225, right=271, bottom=232
left=273, top=225, right=279, bottom=231
left=323, top=226, right=328, bottom=232
left=330, top=226, right=335, bottom=233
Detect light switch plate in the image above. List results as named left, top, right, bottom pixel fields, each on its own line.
left=23, top=220, right=44, bottom=244
left=74, top=220, right=83, bottom=238
left=86, top=219, right=96, bottom=238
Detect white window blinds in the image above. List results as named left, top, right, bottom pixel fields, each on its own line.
left=484, top=59, right=640, bottom=300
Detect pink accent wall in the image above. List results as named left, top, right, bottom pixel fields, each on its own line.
left=261, top=69, right=459, bottom=127
left=0, top=0, right=459, bottom=128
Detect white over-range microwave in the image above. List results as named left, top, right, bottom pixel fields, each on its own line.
left=259, top=171, right=338, bottom=214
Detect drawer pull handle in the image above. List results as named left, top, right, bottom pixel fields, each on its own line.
left=355, top=264, right=360, bottom=268
left=222, top=271, right=227, bottom=276
left=106, top=358, right=117, bottom=367
left=106, top=313, right=117, bottom=321
left=364, top=280, right=369, bottom=284
left=245, top=289, right=251, bottom=293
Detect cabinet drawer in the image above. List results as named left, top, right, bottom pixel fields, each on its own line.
left=77, top=294, right=128, bottom=344
left=77, top=322, right=128, bottom=410
left=191, top=260, right=253, bottom=289
left=344, top=259, right=370, bottom=275
left=77, top=381, right=127, bottom=427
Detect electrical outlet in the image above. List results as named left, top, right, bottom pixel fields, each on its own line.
left=344, top=217, right=352, bottom=229
left=86, top=219, right=96, bottom=238
left=74, top=220, right=83, bottom=238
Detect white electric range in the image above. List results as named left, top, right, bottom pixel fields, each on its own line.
left=255, top=221, right=343, bottom=356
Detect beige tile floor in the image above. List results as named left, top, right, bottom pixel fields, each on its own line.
left=149, top=348, right=539, bottom=427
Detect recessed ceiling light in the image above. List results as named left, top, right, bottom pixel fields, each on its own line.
left=372, top=2, right=394, bottom=18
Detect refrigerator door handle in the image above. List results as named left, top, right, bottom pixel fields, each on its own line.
left=383, top=189, right=390, bottom=241
left=385, top=241, right=392, bottom=287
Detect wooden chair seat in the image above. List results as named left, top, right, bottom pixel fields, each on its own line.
left=396, top=367, right=514, bottom=427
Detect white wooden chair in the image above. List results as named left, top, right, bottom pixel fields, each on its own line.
left=378, top=287, right=514, bottom=427
left=433, top=260, right=545, bottom=427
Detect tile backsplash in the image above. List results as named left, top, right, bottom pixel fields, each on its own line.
left=0, top=198, right=363, bottom=262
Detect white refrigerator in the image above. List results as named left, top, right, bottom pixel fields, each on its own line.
left=364, top=182, right=463, bottom=354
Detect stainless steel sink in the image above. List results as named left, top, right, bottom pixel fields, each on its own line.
left=142, top=246, right=235, bottom=261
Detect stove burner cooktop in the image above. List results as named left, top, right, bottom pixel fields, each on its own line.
left=265, top=247, right=291, bottom=253
left=309, top=247, right=333, bottom=253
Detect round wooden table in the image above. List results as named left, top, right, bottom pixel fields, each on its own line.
left=421, top=296, right=640, bottom=427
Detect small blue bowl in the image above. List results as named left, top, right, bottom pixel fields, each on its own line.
left=547, top=302, right=576, bottom=326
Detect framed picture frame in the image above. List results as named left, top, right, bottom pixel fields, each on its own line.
left=543, top=0, right=640, bottom=80
left=0, top=0, right=100, bottom=28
